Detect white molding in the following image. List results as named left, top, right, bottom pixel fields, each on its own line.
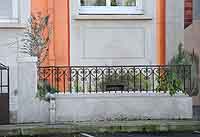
left=17, top=57, right=38, bottom=63
left=73, top=15, right=152, bottom=20
left=0, top=19, right=18, bottom=23
left=56, top=92, right=189, bottom=98
left=0, top=23, right=26, bottom=29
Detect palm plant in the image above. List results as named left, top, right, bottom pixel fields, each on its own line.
left=21, top=12, right=52, bottom=66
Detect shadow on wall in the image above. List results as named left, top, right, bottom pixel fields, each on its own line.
left=184, top=21, right=200, bottom=95
left=184, top=20, right=200, bottom=120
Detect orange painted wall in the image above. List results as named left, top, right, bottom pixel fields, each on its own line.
left=31, top=0, right=70, bottom=66
left=156, top=0, right=166, bottom=65
left=54, top=0, right=70, bottom=66
left=31, top=0, right=48, bottom=14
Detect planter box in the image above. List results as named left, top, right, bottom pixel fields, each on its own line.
left=55, top=92, right=192, bottom=122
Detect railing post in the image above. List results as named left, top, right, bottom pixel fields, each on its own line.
left=189, top=65, right=192, bottom=93
left=83, top=67, right=85, bottom=93
left=95, top=66, right=98, bottom=93
left=69, top=67, right=72, bottom=93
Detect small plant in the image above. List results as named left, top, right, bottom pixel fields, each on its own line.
left=156, top=43, right=199, bottom=96
left=37, top=80, right=60, bottom=101
left=72, top=80, right=83, bottom=93
left=69, top=72, right=152, bottom=93
left=111, top=0, right=117, bottom=6
left=95, top=0, right=106, bottom=6
left=156, top=70, right=183, bottom=96
left=168, top=43, right=191, bottom=65
left=125, top=0, right=136, bottom=6
left=98, top=73, right=152, bottom=91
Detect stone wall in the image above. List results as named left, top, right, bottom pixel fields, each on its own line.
left=17, top=57, right=49, bottom=123
left=53, top=93, right=192, bottom=122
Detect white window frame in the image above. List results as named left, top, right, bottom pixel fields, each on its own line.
left=79, top=0, right=144, bottom=15
left=0, top=0, right=19, bottom=23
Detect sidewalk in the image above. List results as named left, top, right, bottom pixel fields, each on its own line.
left=1, top=120, right=200, bottom=136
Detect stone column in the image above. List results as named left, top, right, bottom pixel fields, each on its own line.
left=17, top=57, right=49, bottom=123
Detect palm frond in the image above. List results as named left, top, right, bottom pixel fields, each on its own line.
left=21, top=13, right=52, bottom=66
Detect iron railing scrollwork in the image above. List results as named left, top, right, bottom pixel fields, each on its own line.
left=38, top=65, right=192, bottom=95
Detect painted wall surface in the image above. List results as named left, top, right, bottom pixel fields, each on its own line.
left=31, top=0, right=48, bottom=14
left=54, top=0, right=70, bottom=66
left=185, top=0, right=200, bottom=54
left=0, top=0, right=30, bottom=123
left=70, top=0, right=157, bottom=66
left=31, top=0, right=70, bottom=66
left=166, top=0, right=184, bottom=63
left=184, top=21, right=200, bottom=54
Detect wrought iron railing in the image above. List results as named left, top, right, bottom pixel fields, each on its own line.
left=38, top=65, right=192, bottom=95
left=0, top=63, right=9, bottom=94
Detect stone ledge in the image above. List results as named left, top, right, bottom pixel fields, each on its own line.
left=56, top=92, right=189, bottom=99
left=0, top=23, right=26, bottom=29
left=73, top=15, right=153, bottom=20
left=17, top=57, right=38, bottom=63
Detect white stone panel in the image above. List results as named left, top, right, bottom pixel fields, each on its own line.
left=55, top=93, right=193, bottom=122
left=82, top=27, right=145, bottom=59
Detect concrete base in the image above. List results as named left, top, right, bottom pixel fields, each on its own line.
left=55, top=93, right=192, bottom=122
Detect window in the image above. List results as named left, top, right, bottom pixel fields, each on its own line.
left=79, top=0, right=143, bottom=15
left=0, top=0, right=18, bottom=23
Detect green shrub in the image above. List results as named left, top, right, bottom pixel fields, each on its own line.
left=98, top=73, right=152, bottom=92
left=155, top=69, right=184, bottom=96
left=37, top=80, right=60, bottom=101
left=156, top=43, right=199, bottom=96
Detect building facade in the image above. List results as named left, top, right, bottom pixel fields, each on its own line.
left=31, top=0, right=184, bottom=67
left=0, top=0, right=196, bottom=123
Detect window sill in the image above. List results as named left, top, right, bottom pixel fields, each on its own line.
left=73, top=15, right=152, bottom=20
left=0, top=23, right=26, bottom=29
